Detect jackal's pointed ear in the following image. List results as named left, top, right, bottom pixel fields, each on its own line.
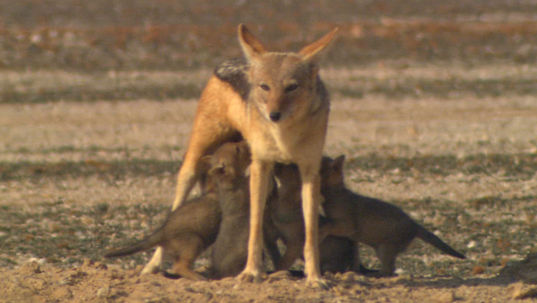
left=299, top=28, right=338, bottom=63
left=238, top=24, right=268, bottom=62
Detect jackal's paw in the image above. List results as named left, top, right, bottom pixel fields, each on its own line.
left=139, top=263, right=161, bottom=276
left=236, top=270, right=266, bottom=284
left=307, top=277, right=333, bottom=290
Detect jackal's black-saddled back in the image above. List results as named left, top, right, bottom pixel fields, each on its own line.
left=214, top=58, right=250, bottom=101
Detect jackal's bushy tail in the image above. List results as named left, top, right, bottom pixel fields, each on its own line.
left=104, top=229, right=165, bottom=258
left=417, top=225, right=466, bottom=259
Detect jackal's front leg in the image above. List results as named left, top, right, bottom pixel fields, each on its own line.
left=237, top=160, right=272, bottom=283
left=300, top=167, right=330, bottom=289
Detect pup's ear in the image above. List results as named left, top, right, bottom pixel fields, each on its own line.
left=238, top=24, right=268, bottom=62
left=331, top=155, right=346, bottom=173
left=235, top=142, right=251, bottom=161
left=299, top=28, right=338, bottom=64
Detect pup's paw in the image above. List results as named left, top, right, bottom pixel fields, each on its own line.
left=236, top=269, right=266, bottom=284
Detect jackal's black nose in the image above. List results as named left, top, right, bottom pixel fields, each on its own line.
left=269, top=112, right=281, bottom=122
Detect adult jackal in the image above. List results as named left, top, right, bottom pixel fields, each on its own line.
left=142, top=24, right=337, bottom=288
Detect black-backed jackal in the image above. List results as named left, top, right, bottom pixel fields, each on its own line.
left=142, top=24, right=337, bottom=288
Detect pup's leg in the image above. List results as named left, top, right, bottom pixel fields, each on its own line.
left=263, top=221, right=283, bottom=269
left=300, top=165, right=329, bottom=289
left=237, top=160, right=272, bottom=283
left=347, top=241, right=379, bottom=275
left=275, top=241, right=303, bottom=271
left=167, top=236, right=208, bottom=281
left=351, top=241, right=363, bottom=273
left=374, top=245, right=397, bottom=277
left=273, top=222, right=305, bottom=271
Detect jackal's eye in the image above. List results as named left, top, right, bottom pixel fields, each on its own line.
left=285, top=83, right=299, bottom=92
left=259, top=83, right=270, bottom=91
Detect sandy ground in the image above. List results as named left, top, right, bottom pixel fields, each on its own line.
left=0, top=257, right=535, bottom=303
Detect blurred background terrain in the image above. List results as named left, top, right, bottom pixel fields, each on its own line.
left=1, top=1, right=537, bottom=302
left=2, top=0, right=537, bottom=103
left=2, top=0, right=537, bottom=71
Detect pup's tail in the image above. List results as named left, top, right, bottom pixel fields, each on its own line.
left=104, top=228, right=165, bottom=258
left=416, top=225, right=466, bottom=259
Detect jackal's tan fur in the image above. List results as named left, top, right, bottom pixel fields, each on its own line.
left=141, top=24, right=337, bottom=288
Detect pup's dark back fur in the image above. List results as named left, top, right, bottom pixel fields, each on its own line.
left=104, top=195, right=220, bottom=258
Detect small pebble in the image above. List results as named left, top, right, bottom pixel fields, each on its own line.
left=96, top=286, right=110, bottom=298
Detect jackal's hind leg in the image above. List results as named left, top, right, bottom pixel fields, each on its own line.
left=171, top=155, right=202, bottom=210
left=172, top=106, right=241, bottom=210
left=140, top=247, right=164, bottom=275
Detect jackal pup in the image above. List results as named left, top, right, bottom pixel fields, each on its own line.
left=142, top=24, right=338, bottom=288
left=104, top=172, right=221, bottom=281
left=208, top=141, right=253, bottom=278
left=203, top=141, right=278, bottom=279
left=265, top=162, right=354, bottom=274
left=319, top=156, right=466, bottom=277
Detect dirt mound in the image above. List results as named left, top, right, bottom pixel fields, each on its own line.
left=1, top=259, right=527, bottom=303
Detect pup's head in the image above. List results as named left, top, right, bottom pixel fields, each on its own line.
left=273, top=163, right=302, bottom=203
left=320, top=155, right=346, bottom=189
left=204, top=141, right=251, bottom=189
left=238, top=24, right=337, bottom=123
